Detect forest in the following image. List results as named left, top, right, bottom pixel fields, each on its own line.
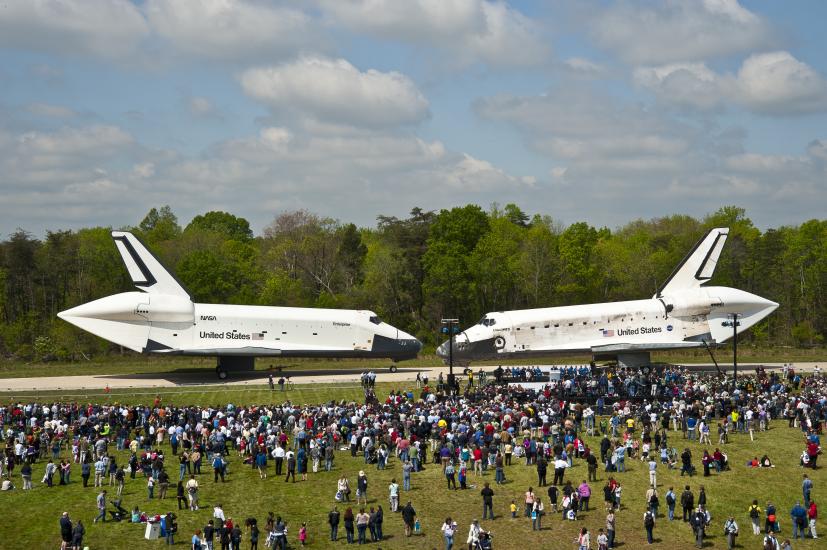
left=0, top=204, right=824, bottom=361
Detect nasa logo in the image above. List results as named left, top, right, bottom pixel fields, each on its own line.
left=666, top=324, right=673, bottom=332
left=200, top=315, right=217, bottom=321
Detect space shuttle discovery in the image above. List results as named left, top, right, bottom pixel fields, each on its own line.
left=59, top=231, right=421, bottom=378
left=437, top=227, right=778, bottom=368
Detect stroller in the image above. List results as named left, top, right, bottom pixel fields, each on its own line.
left=475, top=530, right=493, bottom=550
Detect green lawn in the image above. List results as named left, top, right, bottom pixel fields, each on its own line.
left=1, top=400, right=824, bottom=550
left=1, top=382, right=402, bottom=408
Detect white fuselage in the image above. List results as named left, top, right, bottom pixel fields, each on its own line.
left=59, top=291, right=420, bottom=360
left=438, top=286, right=777, bottom=363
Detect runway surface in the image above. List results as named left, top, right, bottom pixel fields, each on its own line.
left=0, top=362, right=821, bottom=392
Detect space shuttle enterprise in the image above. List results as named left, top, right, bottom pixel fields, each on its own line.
left=437, top=227, right=778, bottom=368
left=59, top=232, right=421, bottom=378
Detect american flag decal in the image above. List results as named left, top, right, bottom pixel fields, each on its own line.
left=601, top=329, right=614, bottom=337
left=251, top=332, right=264, bottom=340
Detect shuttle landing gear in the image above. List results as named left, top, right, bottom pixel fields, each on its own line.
left=216, top=356, right=255, bottom=379
left=389, top=364, right=398, bottom=373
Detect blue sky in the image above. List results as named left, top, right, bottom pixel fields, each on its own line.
left=1, top=0, right=826, bottom=236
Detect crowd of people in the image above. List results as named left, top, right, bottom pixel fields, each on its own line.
left=0, top=362, right=824, bottom=549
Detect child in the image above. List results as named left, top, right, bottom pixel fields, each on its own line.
left=510, top=500, right=518, bottom=518
left=597, top=528, right=608, bottom=550
left=298, top=522, right=307, bottom=546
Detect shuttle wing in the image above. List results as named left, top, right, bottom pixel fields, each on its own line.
left=111, top=231, right=190, bottom=299
left=655, top=227, right=728, bottom=298
left=591, top=341, right=705, bottom=353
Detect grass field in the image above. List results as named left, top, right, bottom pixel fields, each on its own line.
left=1, top=383, right=401, bottom=408
left=0, top=384, right=824, bottom=550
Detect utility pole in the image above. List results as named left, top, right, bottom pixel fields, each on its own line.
left=722, top=313, right=740, bottom=387
left=441, top=318, right=459, bottom=395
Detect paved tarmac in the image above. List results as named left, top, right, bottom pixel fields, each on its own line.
left=0, top=362, right=822, bottom=392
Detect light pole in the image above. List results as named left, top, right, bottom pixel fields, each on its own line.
left=441, top=318, right=460, bottom=395
left=722, top=313, right=740, bottom=386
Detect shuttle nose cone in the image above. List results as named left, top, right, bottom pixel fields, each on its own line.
left=397, top=329, right=423, bottom=353
left=58, top=303, right=89, bottom=321
left=372, top=329, right=422, bottom=359
left=436, top=339, right=451, bottom=360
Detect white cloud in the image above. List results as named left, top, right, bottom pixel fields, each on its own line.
left=541, top=135, right=689, bottom=160
left=16, top=125, right=133, bottom=158
left=808, top=139, right=827, bottom=162
left=475, top=88, right=698, bottom=199
left=188, top=97, right=217, bottom=118
left=258, top=127, right=293, bottom=154
left=26, top=103, right=78, bottom=119
left=736, top=52, right=827, bottom=114
left=634, top=63, right=730, bottom=110
left=240, top=57, right=430, bottom=128
left=0, top=116, right=534, bottom=234
left=474, top=85, right=827, bottom=223
left=319, top=0, right=550, bottom=68
left=441, top=154, right=521, bottom=191
left=635, top=52, right=827, bottom=114
left=0, top=125, right=132, bottom=192
left=132, top=123, right=530, bottom=227
left=591, top=0, right=773, bottom=65
left=145, top=0, right=317, bottom=61
left=0, top=0, right=149, bottom=59
left=721, top=147, right=827, bottom=201
left=724, top=152, right=807, bottom=173
left=29, top=64, right=64, bottom=82
left=133, top=163, right=156, bottom=179
left=0, top=124, right=140, bottom=230
left=564, top=57, right=605, bottom=75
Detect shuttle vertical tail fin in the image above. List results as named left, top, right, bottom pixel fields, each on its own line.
left=111, top=231, right=190, bottom=299
left=655, top=227, right=729, bottom=297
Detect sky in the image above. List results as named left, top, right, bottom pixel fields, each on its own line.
left=1, top=0, right=826, bottom=237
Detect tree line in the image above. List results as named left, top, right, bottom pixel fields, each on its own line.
left=0, top=205, right=824, bottom=361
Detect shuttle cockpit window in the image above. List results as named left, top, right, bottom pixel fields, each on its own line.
left=477, top=317, right=497, bottom=327
left=369, top=316, right=382, bottom=325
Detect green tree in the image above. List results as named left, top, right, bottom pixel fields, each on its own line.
left=516, top=215, right=560, bottom=307
left=335, top=223, right=367, bottom=291
left=176, top=250, right=242, bottom=303
left=364, top=208, right=435, bottom=340
left=423, top=205, right=490, bottom=322
left=137, top=205, right=181, bottom=243
left=262, top=210, right=344, bottom=299
left=503, top=203, right=530, bottom=227
left=185, top=211, right=254, bottom=242
left=555, top=222, right=603, bottom=303
left=469, top=216, right=523, bottom=312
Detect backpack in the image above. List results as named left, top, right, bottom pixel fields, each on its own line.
left=666, top=492, right=675, bottom=506
left=749, top=506, right=759, bottom=519
left=644, top=512, right=654, bottom=527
